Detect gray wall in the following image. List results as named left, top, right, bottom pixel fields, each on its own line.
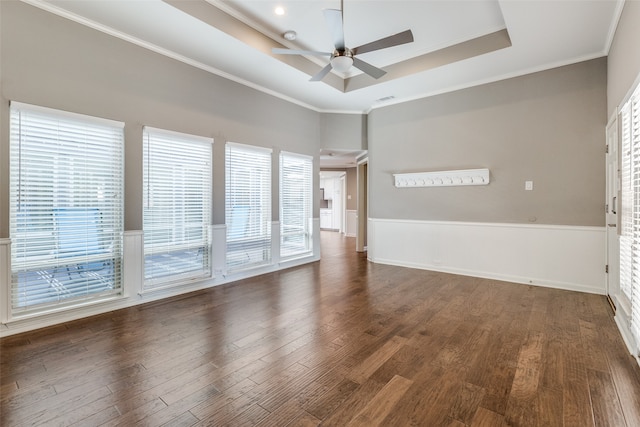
left=368, top=58, right=607, bottom=227
left=0, top=1, right=321, bottom=236
left=0, top=1, right=612, bottom=236
left=345, top=167, right=357, bottom=211
left=608, top=0, right=640, bottom=115
left=320, top=113, right=367, bottom=151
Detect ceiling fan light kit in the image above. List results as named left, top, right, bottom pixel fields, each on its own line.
left=330, top=51, right=353, bottom=73
left=272, top=0, right=414, bottom=82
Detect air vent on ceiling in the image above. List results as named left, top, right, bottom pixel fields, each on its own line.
left=375, top=95, right=395, bottom=103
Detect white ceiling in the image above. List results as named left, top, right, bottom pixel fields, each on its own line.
left=32, top=0, right=622, bottom=114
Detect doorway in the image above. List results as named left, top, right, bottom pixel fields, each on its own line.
left=319, top=171, right=346, bottom=233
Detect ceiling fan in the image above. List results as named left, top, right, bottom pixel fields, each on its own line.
left=272, top=0, right=414, bottom=81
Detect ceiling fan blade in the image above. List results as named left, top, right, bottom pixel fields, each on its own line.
left=352, top=29, right=414, bottom=55
left=310, top=63, right=333, bottom=82
left=352, top=57, right=387, bottom=79
left=323, top=9, right=345, bottom=51
left=272, top=48, right=332, bottom=56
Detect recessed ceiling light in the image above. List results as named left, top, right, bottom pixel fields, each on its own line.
left=274, top=6, right=285, bottom=15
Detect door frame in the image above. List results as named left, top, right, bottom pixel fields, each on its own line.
left=356, top=158, right=368, bottom=252
left=606, top=109, right=620, bottom=307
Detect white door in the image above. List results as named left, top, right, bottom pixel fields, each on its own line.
left=606, top=113, right=620, bottom=301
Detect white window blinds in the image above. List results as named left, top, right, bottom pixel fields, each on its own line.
left=620, top=102, right=633, bottom=303
left=620, top=83, right=640, bottom=347
left=631, top=86, right=640, bottom=343
left=280, top=152, right=313, bottom=259
left=225, top=143, right=272, bottom=270
left=143, top=127, right=212, bottom=289
left=9, top=102, right=124, bottom=313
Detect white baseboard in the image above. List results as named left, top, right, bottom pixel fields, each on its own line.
left=615, top=312, right=639, bottom=357
left=368, top=218, right=606, bottom=295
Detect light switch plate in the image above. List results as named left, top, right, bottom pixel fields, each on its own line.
left=525, top=181, right=534, bottom=191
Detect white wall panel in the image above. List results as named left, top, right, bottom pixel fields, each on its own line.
left=123, top=230, right=143, bottom=298
left=346, top=210, right=357, bottom=237
left=0, top=239, right=11, bottom=325
left=369, top=218, right=606, bottom=294
left=211, top=224, right=227, bottom=278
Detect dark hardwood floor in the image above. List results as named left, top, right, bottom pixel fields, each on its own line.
left=2, top=231, right=640, bottom=426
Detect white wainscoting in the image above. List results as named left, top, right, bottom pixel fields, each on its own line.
left=0, top=219, right=321, bottom=337
left=0, top=239, right=11, bottom=326
left=368, top=218, right=606, bottom=295
left=614, top=299, right=639, bottom=358
left=123, top=230, right=144, bottom=298
left=345, top=210, right=357, bottom=237
left=211, top=224, right=227, bottom=278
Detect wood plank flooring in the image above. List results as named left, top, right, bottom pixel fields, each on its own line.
left=2, top=231, right=640, bottom=426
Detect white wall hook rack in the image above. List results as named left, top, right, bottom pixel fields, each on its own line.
left=393, top=168, right=490, bottom=188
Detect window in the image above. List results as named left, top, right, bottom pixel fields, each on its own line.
left=620, top=82, right=640, bottom=345
left=9, top=102, right=124, bottom=314
left=280, top=152, right=313, bottom=259
left=143, top=127, right=212, bottom=289
left=225, top=143, right=272, bottom=270
left=620, top=102, right=633, bottom=303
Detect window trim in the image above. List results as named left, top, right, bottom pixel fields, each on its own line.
left=142, top=126, right=213, bottom=290
left=9, top=101, right=125, bottom=317
left=619, top=82, right=640, bottom=351
left=279, top=151, right=313, bottom=260
left=225, top=142, right=273, bottom=272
